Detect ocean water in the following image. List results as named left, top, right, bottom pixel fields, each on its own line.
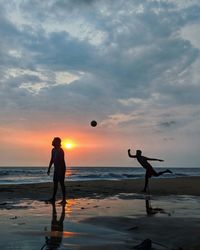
left=0, top=166, right=200, bottom=185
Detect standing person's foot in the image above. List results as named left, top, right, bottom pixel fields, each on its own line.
left=166, top=169, right=173, bottom=174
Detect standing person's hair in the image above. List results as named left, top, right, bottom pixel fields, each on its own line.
left=52, top=137, right=61, bottom=147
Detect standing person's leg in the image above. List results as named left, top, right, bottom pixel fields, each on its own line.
left=50, top=180, right=58, bottom=202
left=60, top=179, right=66, bottom=203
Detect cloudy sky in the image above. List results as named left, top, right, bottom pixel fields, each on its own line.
left=0, top=0, right=200, bottom=167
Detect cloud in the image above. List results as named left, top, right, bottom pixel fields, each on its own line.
left=159, top=121, right=176, bottom=128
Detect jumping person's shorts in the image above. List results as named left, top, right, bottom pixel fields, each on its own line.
left=146, top=167, right=157, bottom=178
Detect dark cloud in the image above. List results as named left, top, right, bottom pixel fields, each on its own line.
left=159, top=121, right=176, bottom=128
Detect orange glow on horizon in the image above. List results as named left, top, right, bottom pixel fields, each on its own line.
left=0, top=126, right=133, bottom=166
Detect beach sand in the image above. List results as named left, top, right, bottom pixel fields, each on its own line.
left=0, top=177, right=200, bottom=202
left=0, top=177, right=200, bottom=249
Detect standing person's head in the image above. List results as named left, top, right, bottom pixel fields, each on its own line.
left=136, top=150, right=142, bottom=156
left=52, top=137, right=61, bottom=148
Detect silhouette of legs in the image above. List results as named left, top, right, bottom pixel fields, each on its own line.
left=59, top=179, right=66, bottom=203
left=143, top=174, right=149, bottom=192
left=143, top=169, right=172, bottom=192
left=49, top=179, right=66, bottom=203
left=50, top=181, right=58, bottom=202
left=154, top=169, right=172, bottom=176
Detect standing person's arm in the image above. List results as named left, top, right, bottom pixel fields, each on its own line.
left=47, top=149, right=54, bottom=175
left=128, top=149, right=136, bottom=158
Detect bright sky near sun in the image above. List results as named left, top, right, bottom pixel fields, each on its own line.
left=0, top=0, right=200, bottom=167
left=62, top=139, right=75, bottom=150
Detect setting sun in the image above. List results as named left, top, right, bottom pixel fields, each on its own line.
left=65, top=143, right=73, bottom=149
left=63, top=140, right=75, bottom=150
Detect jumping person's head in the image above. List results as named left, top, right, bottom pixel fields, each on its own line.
left=136, top=150, right=142, bottom=156
left=52, top=137, right=61, bottom=148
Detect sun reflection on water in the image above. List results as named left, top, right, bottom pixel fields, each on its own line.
left=65, top=199, right=76, bottom=218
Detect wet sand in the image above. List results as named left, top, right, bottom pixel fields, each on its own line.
left=0, top=195, right=200, bottom=249
left=0, top=177, right=200, bottom=203
left=0, top=177, right=200, bottom=249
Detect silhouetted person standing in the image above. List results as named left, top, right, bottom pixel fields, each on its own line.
left=47, top=137, right=66, bottom=204
left=128, top=149, right=172, bottom=192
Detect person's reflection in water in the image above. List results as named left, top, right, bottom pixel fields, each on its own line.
left=145, top=197, right=171, bottom=216
left=41, top=202, right=66, bottom=250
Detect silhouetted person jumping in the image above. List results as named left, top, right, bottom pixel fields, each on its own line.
left=47, top=137, right=66, bottom=204
left=128, top=149, right=172, bottom=192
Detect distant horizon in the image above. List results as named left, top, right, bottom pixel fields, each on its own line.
left=0, top=165, right=199, bottom=168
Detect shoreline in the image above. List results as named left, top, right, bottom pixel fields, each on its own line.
left=0, top=177, right=200, bottom=203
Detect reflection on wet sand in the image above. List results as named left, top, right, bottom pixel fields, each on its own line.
left=41, top=202, right=66, bottom=250
left=145, top=196, right=171, bottom=216
left=65, top=199, right=76, bottom=218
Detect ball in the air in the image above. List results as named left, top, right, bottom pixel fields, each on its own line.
left=90, top=120, right=97, bottom=127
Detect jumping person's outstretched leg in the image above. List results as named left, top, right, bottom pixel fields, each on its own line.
left=143, top=169, right=172, bottom=192
left=154, top=169, right=172, bottom=176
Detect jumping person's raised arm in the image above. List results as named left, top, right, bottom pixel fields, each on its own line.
left=146, top=157, right=164, bottom=162
left=128, top=149, right=136, bottom=158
